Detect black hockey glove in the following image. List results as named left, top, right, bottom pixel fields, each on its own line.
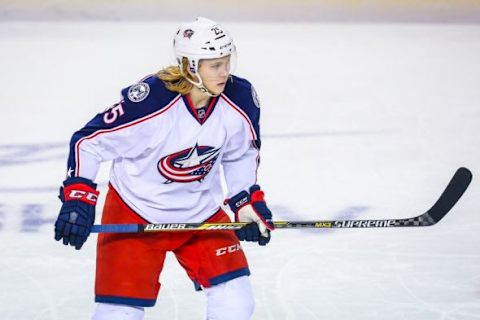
left=228, top=185, right=274, bottom=246
left=54, top=177, right=99, bottom=250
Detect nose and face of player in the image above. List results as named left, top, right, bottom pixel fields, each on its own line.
left=199, top=55, right=231, bottom=95
left=188, top=55, right=231, bottom=108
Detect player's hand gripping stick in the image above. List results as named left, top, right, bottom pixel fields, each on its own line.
left=228, top=185, right=274, bottom=246
left=54, top=177, right=99, bottom=250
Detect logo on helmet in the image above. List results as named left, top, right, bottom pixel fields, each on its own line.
left=183, top=29, right=195, bottom=39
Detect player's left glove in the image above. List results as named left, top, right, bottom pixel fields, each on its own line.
left=228, top=185, right=274, bottom=246
left=54, top=177, right=99, bottom=250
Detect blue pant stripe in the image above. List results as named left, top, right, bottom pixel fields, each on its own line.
left=95, top=295, right=156, bottom=307
left=209, top=268, right=251, bottom=286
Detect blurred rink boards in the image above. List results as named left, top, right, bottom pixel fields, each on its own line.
left=1, top=0, right=480, bottom=23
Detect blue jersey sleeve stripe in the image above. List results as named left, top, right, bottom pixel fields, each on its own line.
left=73, top=94, right=181, bottom=176
left=220, top=93, right=258, bottom=141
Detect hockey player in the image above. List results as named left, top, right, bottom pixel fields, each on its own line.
left=53, top=17, right=274, bottom=320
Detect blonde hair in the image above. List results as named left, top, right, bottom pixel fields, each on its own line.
left=156, top=57, right=196, bottom=95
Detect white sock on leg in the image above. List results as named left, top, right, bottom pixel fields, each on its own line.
left=204, top=276, right=255, bottom=320
left=92, top=303, right=145, bottom=320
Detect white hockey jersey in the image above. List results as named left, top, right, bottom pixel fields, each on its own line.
left=66, top=74, right=261, bottom=223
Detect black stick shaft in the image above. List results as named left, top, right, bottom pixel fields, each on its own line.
left=91, top=167, right=472, bottom=234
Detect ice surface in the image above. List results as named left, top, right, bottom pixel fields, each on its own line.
left=0, top=21, right=479, bottom=319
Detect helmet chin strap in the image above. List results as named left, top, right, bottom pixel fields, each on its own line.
left=180, top=68, right=219, bottom=98
left=194, top=81, right=218, bottom=98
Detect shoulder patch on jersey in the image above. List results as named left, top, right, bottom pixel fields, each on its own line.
left=251, top=85, right=260, bottom=108
left=128, top=82, right=150, bottom=103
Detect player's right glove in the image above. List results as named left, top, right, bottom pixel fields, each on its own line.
left=54, top=177, right=99, bottom=250
left=228, top=185, right=274, bottom=246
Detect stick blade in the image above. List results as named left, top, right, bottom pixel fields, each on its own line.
left=426, top=167, right=472, bottom=223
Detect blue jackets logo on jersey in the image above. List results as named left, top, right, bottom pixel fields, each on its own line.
left=158, top=144, right=220, bottom=183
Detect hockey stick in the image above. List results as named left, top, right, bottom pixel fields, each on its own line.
left=91, top=167, right=472, bottom=233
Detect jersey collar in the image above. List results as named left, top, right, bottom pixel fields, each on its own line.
left=182, top=94, right=219, bottom=125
